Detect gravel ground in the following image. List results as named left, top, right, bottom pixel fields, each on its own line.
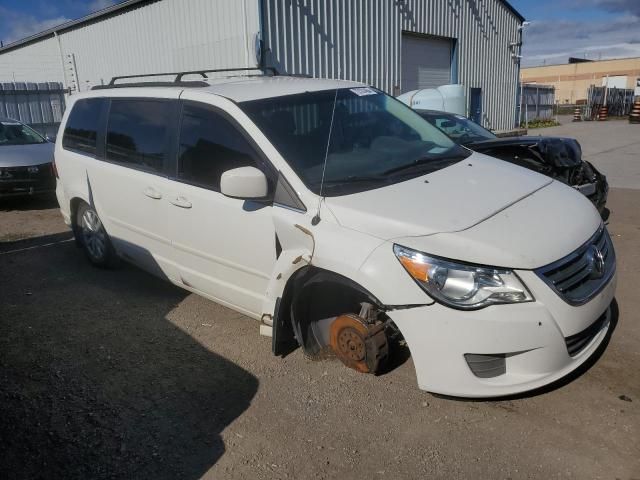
left=0, top=196, right=69, bottom=242
left=1, top=121, right=639, bottom=479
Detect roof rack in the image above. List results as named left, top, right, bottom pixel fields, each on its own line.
left=91, top=66, right=278, bottom=90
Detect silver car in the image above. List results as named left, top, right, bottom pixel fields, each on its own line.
left=0, top=118, right=56, bottom=198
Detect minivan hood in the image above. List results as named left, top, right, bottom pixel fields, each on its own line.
left=394, top=180, right=602, bottom=269
left=325, top=153, right=552, bottom=240
left=0, top=142, right=54, bottom=167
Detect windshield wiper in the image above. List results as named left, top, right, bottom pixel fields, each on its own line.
left=383, top=155, right=465, bottom=176
left=383, top=156, right=440, bottom=176
left=316, top=175, right=387, bottom=186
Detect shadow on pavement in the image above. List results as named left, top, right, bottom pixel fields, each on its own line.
left=0, top=235, right=258, bottom=479
left=0, top=231, right=74, bottom=253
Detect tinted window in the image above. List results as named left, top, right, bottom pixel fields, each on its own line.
left=177, top=104, right=259, bottom=190
left=106, top=100, right=172, bottom=173
left=62, top=98, right=105, bottom=155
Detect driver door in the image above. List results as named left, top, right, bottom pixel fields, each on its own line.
left=167, top=99, right=277, bottom=318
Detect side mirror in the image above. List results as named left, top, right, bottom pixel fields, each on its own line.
left=220, top=166, right=269, bottom=200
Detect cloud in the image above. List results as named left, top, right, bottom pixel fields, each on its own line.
left=0, top=8, right=70, bottom=44
left=521, top=14, right=640, bottom=66
left=585, top=0, right=640, bottom=15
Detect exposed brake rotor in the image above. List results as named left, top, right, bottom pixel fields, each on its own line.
left=329, top=314, right=388, bottom=374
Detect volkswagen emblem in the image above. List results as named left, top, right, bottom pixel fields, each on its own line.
left=585, top=245, right=605, bottom=279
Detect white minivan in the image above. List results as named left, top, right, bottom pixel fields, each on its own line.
left=55, top=71, right=616, bottom=398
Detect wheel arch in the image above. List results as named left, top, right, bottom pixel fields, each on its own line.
left=274, top=265, right=385, bottom=356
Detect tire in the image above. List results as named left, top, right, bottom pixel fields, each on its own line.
left=76, top=202, right=117, bottom=268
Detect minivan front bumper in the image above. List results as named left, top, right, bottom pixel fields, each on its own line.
left=387, top=270, right=617, bottom=398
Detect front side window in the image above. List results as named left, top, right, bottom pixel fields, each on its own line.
left=106, top=100, right=172, bottom=173
left=240, top=88, right=471, bottom=196
left=62, top=98, right=105, bottom=155
left=177, top=104, right=260, bottom=191
left=0, top=120, right=46, bottom=146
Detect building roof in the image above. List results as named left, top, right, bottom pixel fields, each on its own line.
left=0, top=0, right=525, bottom=55
left=500, top=1, right=526, bottom=22
left=522, top=56, right=640, bottom=70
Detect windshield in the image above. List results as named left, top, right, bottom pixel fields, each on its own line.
left=0, top=120, right=47, bottom=146
left=240, top=88, right=470, bottom=196
left=417, top=112, right=497, bottom=144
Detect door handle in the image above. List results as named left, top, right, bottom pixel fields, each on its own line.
left=143, top=187, right=162, bottom=200
left=170, top=196, right=192, bottom=209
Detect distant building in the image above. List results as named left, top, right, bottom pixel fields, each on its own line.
left=0, top=0, right=525, bottom=130
left=521, top=57, right=640, bottom=104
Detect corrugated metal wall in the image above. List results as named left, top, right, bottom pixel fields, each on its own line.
left=0, top=82, right=66, bottom=137
left=262, top=0, right=522, bottom=130
left=0, top=38, right=62, bottom=84
left=518, top=84, right=556, bottom=123
left=0, top=0, right=260, bottom=90
left=0, top=0, right=521, bottom=129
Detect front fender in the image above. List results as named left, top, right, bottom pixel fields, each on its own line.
left=261, top=205, right=432, bottom=318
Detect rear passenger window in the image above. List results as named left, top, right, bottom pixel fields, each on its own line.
left=106, top=100, right=172, bottom=173
left=62, top=98, right=105, bottom=155
left=177, top=104, right=260, bottom=190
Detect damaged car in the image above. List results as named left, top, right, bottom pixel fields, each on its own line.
left=0, top=117, right=56, bottom=198
left=416, top=110, right=609, bottom=217
left=54, top=73, right=616, bottom=398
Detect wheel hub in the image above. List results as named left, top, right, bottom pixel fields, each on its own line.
left=337, top=328, right=366, bottom=362
left=329, top=314, right=388, bottom=374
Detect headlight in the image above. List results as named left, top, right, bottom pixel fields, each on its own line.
left=393, top=245, right=533, bottom=310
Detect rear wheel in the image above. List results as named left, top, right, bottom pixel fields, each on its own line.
left=76, top=202, right=116, bottom=267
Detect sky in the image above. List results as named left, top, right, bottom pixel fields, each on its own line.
left=0, top=0, right=124, bottom=47
left=0, top=0, right=639, bottom=67
left=509, top=0, right=640, bottom=66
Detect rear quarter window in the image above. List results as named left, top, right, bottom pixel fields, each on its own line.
left=62, top=98, right=106, bottom=155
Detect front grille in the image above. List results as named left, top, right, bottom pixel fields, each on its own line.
left=565, top=310, right=608, bottom=356
left=536, top=227, right=615, bottom=305
left=464, top=353, right=506, bottom=378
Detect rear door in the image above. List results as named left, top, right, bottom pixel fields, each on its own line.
left=87, top=94, right=180, bottom=280
left=166, top=98, right=278, bottom=318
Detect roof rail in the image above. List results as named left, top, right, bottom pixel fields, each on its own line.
left=92, top=80, right=210, bottom=90
left=102, top=66, right=278, bottom=87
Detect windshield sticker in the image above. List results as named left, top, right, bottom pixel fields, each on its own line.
left=350, top=87, right=378, bottom=96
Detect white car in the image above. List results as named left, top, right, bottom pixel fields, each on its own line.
left=54, top=71, right=616, bottom=398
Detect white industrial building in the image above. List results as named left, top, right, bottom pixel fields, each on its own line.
left=0, top=0, right=525, bottom=130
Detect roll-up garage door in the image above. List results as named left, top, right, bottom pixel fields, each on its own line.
left=401, top=33, right=452, bottom=92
